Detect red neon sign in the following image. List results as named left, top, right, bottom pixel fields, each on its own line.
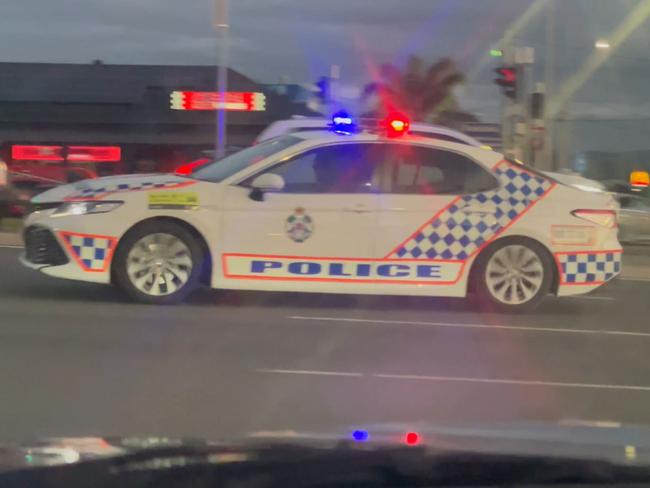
left=12, top=145, right=64, bottom=161
left=11, top=145, right=121, bottom=162
left=68, top=146, right=121, bottom=162
left=170, top=91, right=266, bottom=111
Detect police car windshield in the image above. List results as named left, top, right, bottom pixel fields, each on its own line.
left=192, top=136, right=301, bottom=183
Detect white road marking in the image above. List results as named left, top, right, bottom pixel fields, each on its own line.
left=559, top=418, right=621, bottom=428
left=288, top=315, right=650, bottom=338
left=0, top=245, right=22, bottom=249
left=255, top=368, right=363, bottom=377
left=256, top=368, right=650, bottom=392
left=619, top=277, right=650, bottom=282
left=373, top=373, right=650, bottom=392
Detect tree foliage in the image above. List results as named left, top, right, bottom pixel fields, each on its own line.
left=361, top=56, right=477, bottom=128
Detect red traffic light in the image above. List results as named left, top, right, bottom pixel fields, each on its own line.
left=494, top=67, right=516, bottom=86
left=494, top=66, right=517, bottom=99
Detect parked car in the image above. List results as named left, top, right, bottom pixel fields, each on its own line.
left=615, top=193, right=650, bottom=244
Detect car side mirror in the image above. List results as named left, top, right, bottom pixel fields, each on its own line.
left=249, top=173, right=285, bottom=201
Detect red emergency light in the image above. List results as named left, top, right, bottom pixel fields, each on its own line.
left=175, top=158, right=210, bottom=176
left=384, top=113, right=410, bottom=138
left=12, top=145, right=64, bottom=161
left=68, top=146, right=121, bottom=162
left=170, top=91, right=266, bottom=111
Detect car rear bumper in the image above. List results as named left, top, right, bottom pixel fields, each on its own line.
left=555, top=248, right=622, bottom=296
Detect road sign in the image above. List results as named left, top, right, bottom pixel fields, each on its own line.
left=170, top=91, right=266, bottom=111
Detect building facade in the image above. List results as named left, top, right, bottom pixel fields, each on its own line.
left=0, top=62, right=288, bottom=186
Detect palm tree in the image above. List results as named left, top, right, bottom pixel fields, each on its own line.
left=360, top=56, right=477, bottom=128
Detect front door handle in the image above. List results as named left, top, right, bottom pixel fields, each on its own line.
left=343, top=205, right=372, bottom=213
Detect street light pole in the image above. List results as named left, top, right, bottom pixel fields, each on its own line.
left=543, top=0, right=556, bottom=170
left=214, top=0, right=230, bottom=159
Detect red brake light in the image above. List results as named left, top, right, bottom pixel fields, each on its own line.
left=571, top=209, right=617, bottom=228
left=384, top=113, right=410, bottom=137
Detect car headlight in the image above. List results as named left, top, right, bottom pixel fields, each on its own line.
left=52, top=201, right=123, bottom=217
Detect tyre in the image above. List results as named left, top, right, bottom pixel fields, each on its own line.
left=113, top=221, right=203, bottom=304
left=472, top=238, right=553, bottom=313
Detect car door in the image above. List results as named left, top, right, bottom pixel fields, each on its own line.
left=217, top=142, right=381, bottom=291
left=375, top=143, right=500, bottom=293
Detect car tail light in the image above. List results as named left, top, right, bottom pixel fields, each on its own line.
left=571, top=209, right=617, bottom=228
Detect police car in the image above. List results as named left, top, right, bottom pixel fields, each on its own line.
left=21, top=114, right=621, bottom=311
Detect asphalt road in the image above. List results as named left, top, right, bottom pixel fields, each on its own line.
left=2, top=246, right=650, bottom=443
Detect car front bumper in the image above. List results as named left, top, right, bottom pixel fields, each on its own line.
left=20, top=210, right=123, bottom=284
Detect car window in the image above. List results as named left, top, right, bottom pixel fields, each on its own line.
left=387, top=145, right=498, bottom=195
left=619, top=195, right=649, bottom=210
left=192, top=136, right=301, bottom=183
left=253, top=143, right=380, bottom=193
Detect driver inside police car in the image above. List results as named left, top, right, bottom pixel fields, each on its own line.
left=312, top=145, right=374, bottom=193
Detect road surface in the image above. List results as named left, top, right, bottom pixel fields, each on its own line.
left=1, top=246, right=650, bottom=442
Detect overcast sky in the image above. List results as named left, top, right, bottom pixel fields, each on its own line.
left=3, top=0, right=650, bottom=153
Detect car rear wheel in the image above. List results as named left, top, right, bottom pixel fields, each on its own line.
left=473, top=238, right=552, bottom=313
left=113, top=221, right=203, bottom=304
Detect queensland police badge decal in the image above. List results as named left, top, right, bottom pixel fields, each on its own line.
left=285, top=207, right=314, bottom=243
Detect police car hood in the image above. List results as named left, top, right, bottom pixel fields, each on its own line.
left=32, top=174, right=189, bottom=203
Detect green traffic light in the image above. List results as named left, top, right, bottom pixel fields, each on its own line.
left=490, top=49, right=503, bottom=57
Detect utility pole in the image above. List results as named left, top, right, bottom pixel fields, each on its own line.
left=214, top=0, right=230, bottom=159
left=529, top=82, right=546, bottom=166
left=542, top=0, right=556, bottom=170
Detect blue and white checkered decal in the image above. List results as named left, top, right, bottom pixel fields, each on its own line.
left=391, top=161, right=554, bottom=260
left=557, top=252, right=621, bottom=284
left=63, top=234, right=114, bottom=271
left=68, top=180, right=186, bottom=200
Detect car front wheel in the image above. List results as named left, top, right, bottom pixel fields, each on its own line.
left=113, top=221, right=203, bottom=304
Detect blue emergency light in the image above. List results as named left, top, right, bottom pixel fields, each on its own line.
left=351, top=429, right=369, bottom=442
left=330, top=111, right=357, bottom=135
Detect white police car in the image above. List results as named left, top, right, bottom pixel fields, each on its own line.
left=21, top=114, right=621, bottom=311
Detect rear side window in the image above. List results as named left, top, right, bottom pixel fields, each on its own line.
left=387, top=145, right=498, bottom=195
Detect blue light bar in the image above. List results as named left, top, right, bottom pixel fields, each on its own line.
left=330, top=111, right=357, bottom=135
left=351, top=429, right=369, bottom=442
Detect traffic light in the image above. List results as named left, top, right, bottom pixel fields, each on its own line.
left=494, top=66, right=517, bottom=100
